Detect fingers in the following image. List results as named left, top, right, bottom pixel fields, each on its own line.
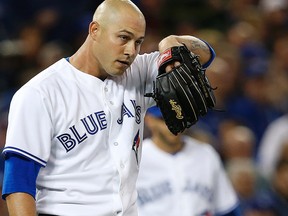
left=165, top=61, right=181, bottom=72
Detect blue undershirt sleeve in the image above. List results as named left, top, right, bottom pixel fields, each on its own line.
left=2, top=153, right=42, bottom=200
left=201, top=39, right=216, bottom=69
left=217, top=205, right=243, bottom=216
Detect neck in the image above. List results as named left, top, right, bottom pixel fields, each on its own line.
left=152, top=135, right=184, bottom=154
left=69, top=38, right=108, bottom=80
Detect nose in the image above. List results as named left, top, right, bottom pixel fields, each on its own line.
left=124, top=41, right=137, bottom=57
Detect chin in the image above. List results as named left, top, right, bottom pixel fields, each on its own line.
left=108, top=69, right=126, bottom=76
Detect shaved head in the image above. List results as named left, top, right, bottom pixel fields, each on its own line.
left=71, top=0, right=146, bottom=79
left=93, top=0, right=145, bottom=26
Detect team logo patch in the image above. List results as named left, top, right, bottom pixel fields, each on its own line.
left=132, top=129, right=140, bottom=165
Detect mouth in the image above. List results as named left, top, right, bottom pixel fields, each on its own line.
left=117, top=60, right=130, bottom=67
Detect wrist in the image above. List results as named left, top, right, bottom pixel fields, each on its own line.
left=200, top=40, right=216, bottom=68
left=158, top=35, right=183, bottom=53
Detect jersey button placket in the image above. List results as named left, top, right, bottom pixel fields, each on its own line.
left=120, top=163, right=125, bottom=169
left=103, top=83, right=113, bottom=107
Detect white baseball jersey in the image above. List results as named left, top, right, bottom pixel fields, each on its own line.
left=3, top=52, right=158, bottom=216
left=136, top=136, right=239, bottom=216
left=257, top=114, right=288, bottom=179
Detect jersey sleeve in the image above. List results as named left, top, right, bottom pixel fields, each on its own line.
left=210, top=147, right=239, bottom=214
left=2, top=153, right=42, bottom=200
left=133, top=52, right=159, bottom=110
left=3, top=86, right=53, bottom=166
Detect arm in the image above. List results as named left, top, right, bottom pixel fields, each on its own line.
left=2, top=154, right=41, bottom=216
left=6, top=193, right=37, bottom=216
left=158, top=35, right=212, bottom=65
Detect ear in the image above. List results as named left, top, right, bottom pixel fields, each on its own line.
left=89, top=21, right=99, bottom=40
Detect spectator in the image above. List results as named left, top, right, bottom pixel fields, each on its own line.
left=225, top=158, right=262, bottom=215
left=220, top=125, right=256, bottom=164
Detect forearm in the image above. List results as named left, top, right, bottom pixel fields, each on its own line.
left=158, top=35, right=211, bottom=65
left=6, top=193, right=37, bottom=216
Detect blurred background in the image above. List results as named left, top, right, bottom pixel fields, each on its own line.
left=0, top=0, right=288, bottom=215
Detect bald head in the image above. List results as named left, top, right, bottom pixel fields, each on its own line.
left=93, top=0, right=145, bottom=26
left=72, top=0, right=146, bottom=78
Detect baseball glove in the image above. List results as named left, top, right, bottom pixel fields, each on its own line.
left=145, top=44, right=216, bottom=135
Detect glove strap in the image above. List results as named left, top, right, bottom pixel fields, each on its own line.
left=157, top=48, right=173, bottom=68
left=157, top=45, right=189, bottom=75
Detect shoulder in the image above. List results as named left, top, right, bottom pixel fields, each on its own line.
left=10, top=59, right=68, bottom=104
left=182, top=135, right=221, bottom=161
left=265, top=114, right=288, bottom=131
left=259, top=114, right=288, bottom=147
left=21, top=58, right=67, bottom=88
left=119, top=52, right=159, bottom=84
left=132, top=51, right=159, bottom=68
left=182, top=136, right=217, bottom=154
left=135, top=51, right=159, bottom=61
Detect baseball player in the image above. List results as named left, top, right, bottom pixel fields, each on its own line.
left=1, top=0, right=215, bottom=216
left=137, top=106, right=241, bottom=216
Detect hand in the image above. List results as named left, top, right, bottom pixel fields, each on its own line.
left=158, top=35, right=212, bottom=66
left=146, top=45, right=216, bottom=135
left=164, top=61, right=181, bottom=72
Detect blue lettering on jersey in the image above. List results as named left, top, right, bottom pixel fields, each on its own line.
left=57, top=133, right=76, bottom=152
left=137, top=179, right=213, bottom=207
left=57, top=111, right=107, bottom=152
left=137, top=181, right=172, bottom=206
left=130, top=100, right=141, bottom=124
left=183, top=179, right=213, bottom=202
left=117, top=103, right=134, bottom=124
left=69, top=125, right=88, bottom=143
left=117, top=100, right=141, bottom=124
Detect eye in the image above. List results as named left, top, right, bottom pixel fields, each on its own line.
left=136, top=40, right=144, bottom=46
left=120, top=35, right=129, bottom=41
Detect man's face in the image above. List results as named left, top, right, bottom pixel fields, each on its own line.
left=150, top=116, right=181, bottom=145
left=93, top=10, right=145, bottom=76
